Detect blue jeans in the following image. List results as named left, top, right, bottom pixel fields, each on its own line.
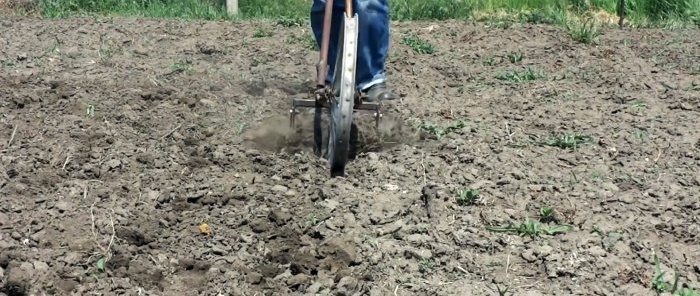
left=310, top=0, right=389, bottom=91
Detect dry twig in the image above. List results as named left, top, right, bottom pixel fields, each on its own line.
left=86, top=183, right=116, bottom=261
left=62, top=152, right=71, bottom=171
left=160, top=123, right=183, bottom=140
left=7, top=125, right=17, bottom=147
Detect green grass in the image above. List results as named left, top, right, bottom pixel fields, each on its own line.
left=495, top=67, right=546, bottom=82
left=39, top=0, right=232, bottom=19
left=25, top=0, right=699, bottom=27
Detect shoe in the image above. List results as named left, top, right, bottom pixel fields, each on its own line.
left=364, top=82, right=397, bottom=102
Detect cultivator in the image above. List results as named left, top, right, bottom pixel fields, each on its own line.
left=288, top=0, right=383, bottom=177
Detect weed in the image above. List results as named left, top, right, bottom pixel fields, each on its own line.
left=496, top=284, right=511, bottom=296
left=0, top=59, right=16, bottom=67
left=687, top=81, right=700, bottom=91
left=538, top=206, right=556, bottom=223
left=650, top=252, right=699, bottom=296
left=418, top=259, right=435, bottom=273
left=50, top=36, right=62, bottom=55
left=170, top=60, right=192, bottom=73
left=418, top=119, right=466, bottom=140
left=86, top=104, right=95, bottom=117
left=633, top=129, right=649, bottom=141
left=536, top=133, right=593, bottom=150
left=487, top=217, right=572, bottom=238
left=275, top=16, right=305, bottom=27
left=567, top=19, right=601, bottom=44
left=483, top=57, right=496, bottom=66
left=253, top=28, right=273, bottom=38
left=288, top=34, right=317, bottom=50
left=677, top=289, right=700, bottom=296
left=402, top=35, right=436, bottom=54
left=629, top=100, right=648, bottom=111
left=98, top=48, right=114, bottom=61
left=234, top=121, right=250, bottom=135
left=306, top=213, right=318, bottom=226
left=495, top=67, right=545, bottom=82
left=455, top=189, right=480, bottom=206
left=96, top=256, right=107, bottom=272
left=507, top=52, right=523, bottom=63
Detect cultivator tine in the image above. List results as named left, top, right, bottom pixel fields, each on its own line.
left=313, top=105, right=323, bottom=156
left=289, top=105, right=296, bottom=128
left=372, top=103, right=382, bottom=129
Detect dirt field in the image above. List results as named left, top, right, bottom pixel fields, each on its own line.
left=1, top=15, right=699, bottom=296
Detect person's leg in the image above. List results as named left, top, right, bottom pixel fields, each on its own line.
left=354, top=0, right=395, bottom=101
left=311, top=0, right=396, bottom=101
left=310, top=0, right=344, bottom=86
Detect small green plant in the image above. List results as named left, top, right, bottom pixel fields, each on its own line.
left=418, top=119, right=466, bottom=140
left=306, top=213, right=318, bottom=226
left=633, top=129, right=649, bottom=141
left=676, top=288, right=700, bottom=296
left=483, top=57, right=496, bottom=66
left=629, top=100, right=647, bottom=111
left=98, top=48, right=114, bottom=61
left=288, top=34, right=318, bottom=50
left=537, top=133, right=593, bottom=150
left=275, top=17, right=305, bottom=27
left=649, top=252, right=699, bottom=296
left=487, top=217, right=572, bottom=238
left=418, top=258, right=434, bottom=273
left=496, top=284, right=511, bottom=296
left=402, top=35, right=436, bottom=54
left=455, top=188, right=479, bottom=206
left=253, top=28, right=273, bottom=38
left=687, top=81, right=699, bottom=91
left=96, top=256, right=107, bottom=272
left=170, top=60, right=192, bottom=73
left=49, top=36, right=62, bottom=55
left=495, top=67, right=545, bottom=82
left=507, top=52, right=523, bottom=63
left=86, top=104, right=95, bottom=117
left=567, top=19, right=601, bottom=44
left=234, top=121, right=250, bottom=135
left=539, top=206, right=556, bottom=223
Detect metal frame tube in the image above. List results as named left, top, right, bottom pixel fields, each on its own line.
left=316, top=0, right=334, bottom=87
left=316, top=0, right=354, bottom=87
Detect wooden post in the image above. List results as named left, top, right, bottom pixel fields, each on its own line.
left=226, top=0, right=239, bottom=16
left=617, top=0, right=626, bottom=27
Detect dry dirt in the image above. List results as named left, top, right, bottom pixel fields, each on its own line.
left=1, top=15, right=699, bottom=296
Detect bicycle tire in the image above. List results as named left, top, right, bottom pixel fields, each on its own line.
left=327, top=13, right=358, bottom=177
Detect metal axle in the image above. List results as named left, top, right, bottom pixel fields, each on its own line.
left=289, top=95, right=383, bottom=129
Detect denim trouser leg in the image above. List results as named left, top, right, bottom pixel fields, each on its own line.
left=310, top=0, right=390, bottom=91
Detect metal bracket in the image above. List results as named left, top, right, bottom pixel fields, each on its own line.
left=289, top=95, right=383, bottom=129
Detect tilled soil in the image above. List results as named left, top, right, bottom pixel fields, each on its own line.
left=1, top=16, right=699, bottom=296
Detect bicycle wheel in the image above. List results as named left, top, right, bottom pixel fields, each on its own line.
left=327, top=13, right=358, bottom=177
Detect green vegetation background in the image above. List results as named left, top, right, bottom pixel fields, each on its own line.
left=35, top=0, right=700, bottom=27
